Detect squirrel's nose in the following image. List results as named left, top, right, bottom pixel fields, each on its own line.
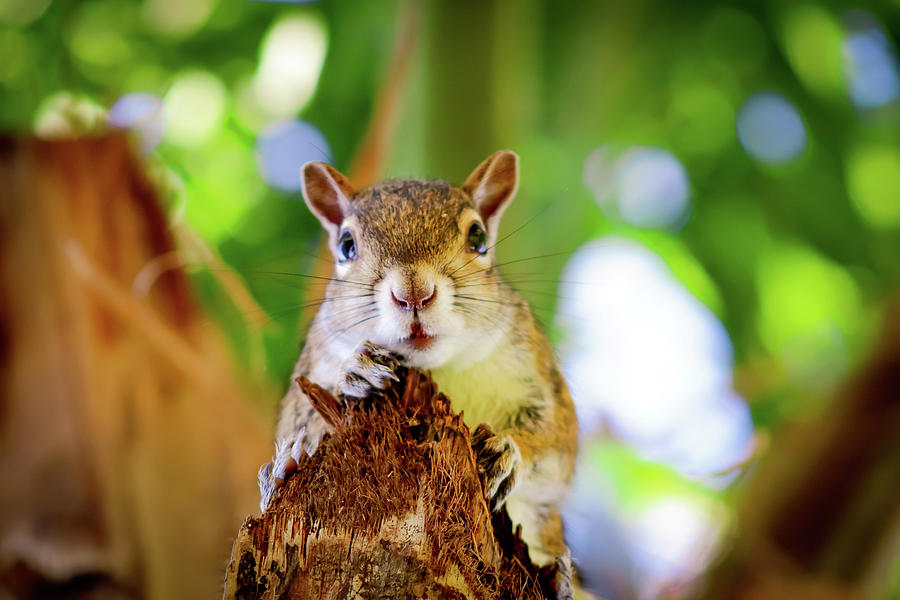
left=391, top=283, right=436, bottom=312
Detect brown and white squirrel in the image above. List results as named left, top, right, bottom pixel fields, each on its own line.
left=258, top=150, right=579, bottom=593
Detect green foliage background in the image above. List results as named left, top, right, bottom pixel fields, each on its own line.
left=2, top=0, right=898, bottom=593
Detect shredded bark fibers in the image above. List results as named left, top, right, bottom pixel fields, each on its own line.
left=223, top=367, right=555, bottom=599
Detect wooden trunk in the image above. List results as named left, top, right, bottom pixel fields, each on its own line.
left=222, top=369, right=557, bottom=600
left=0, top=135, right=271, bottom=600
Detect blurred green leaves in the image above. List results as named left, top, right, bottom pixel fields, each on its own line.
left=846, top=142, right=900, bottom=228
left=0, top=0, right=51, bottom=26
left=775, top=2, right=846, bottom=103
left=1, top=0, right=898, bottom=444
left=3, top=3, right=899, bottom=593
left=756, top=242, right=863, bottom=390
left=142, top=0, right=218, bottom=38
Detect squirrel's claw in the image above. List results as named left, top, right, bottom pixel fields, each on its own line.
left=554, top=548, right=575, bottom=600
left=257, top=461, right=276, bottom=513
left=258, top=426, right=313, bottom=513
left=337, top=340, right=402, bottom=398
left=471, top=424, right=521, bottom=511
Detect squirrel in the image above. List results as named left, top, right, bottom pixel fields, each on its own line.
left=258, top=151, right=579, bottom=596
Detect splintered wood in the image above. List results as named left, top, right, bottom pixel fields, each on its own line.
left=223, top=368, right=556, bottom=599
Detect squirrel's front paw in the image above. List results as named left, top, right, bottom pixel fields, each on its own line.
left=554, top=549, right=575, bottom=600
left=337, top=340, right=401, bottom=398
left=471, top=424, right=521, bottom=511
left=257, top=426, right=313, bottom=512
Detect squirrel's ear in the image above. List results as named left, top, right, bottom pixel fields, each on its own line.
left=300, top=161, right=356, bottom=230
left=462, top=150, right=519, bottom=228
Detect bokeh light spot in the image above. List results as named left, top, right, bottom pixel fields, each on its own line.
left=778, top=4, right=845, bottom=100
left=736, top=92, right=807, bottom=164
left=842, top=15, right=900, bottom=110
left=757, top=243, right=861, bottom=386
left=256, top=119, right=331, bottom=192
left=845, top=143, right=900, bottom=228
left=33, top=92, right=107, bottom=138
left=583, top=147, right=691, bottom=229
left=557, top=238, right=753, bottom=479
left=0, top=0, right=51, bottom=26
left=184, top=132, right=266, bottom=243
left=142, top=0, right=217, bottom=37
left=163, top=70, right=227, bottom=147
left=253, top=13, right=328, bottom=118
left=629, top=497, right=721, bottom=587
left=617, top=150, right=690, bottom=228
left=109, top=93, right=164, bottom=154
left=564, top=440, right=729, bottom=597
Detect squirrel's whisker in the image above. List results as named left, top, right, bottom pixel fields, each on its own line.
left=451, top=294, right=514, bottom=306
left=245, top=270, right=374, bottom=290
left=205, top=267, right=373, bottom=291
left=451, top=302, right=508, bottom=329
left=330, top=311, right=379, bottom=340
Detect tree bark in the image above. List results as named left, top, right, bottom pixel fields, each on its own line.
left=0, top=135, right=271, bottom=600
left=222, top=368, right=557, bottom=600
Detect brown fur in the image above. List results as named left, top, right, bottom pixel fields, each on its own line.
left=266, top=151, right=578, bottom=573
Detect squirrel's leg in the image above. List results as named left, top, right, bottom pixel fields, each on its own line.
left=506, top=500, right=568, bottom=565
left=258, top=398, right=327, bottom=512
left=259, top=342, right=402, bottom=512
left=506, top=500, right=575, bottom=600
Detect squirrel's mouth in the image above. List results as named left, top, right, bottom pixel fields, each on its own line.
left=405, top=321, right=434, bottom=350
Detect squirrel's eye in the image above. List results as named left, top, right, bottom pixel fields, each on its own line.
left=337, top=230, right=357, bottom=262
left=467, top=222, right=487, bottom=255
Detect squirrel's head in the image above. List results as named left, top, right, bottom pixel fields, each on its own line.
left=301, top=150, right=519, bottom=368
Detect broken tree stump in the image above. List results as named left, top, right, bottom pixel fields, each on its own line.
left=223, top=367, right=557, bottom=600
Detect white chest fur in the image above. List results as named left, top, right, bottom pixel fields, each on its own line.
left=430, top=345, right=533, bottom=431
